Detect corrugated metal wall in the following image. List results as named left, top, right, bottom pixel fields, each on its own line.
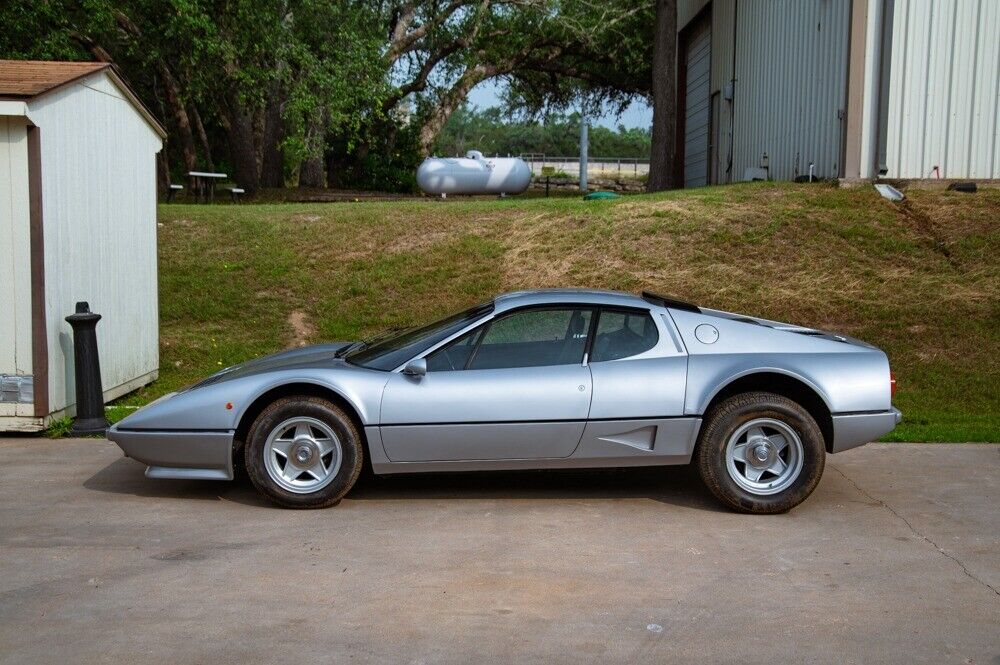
left=689, top=0, right=851, bottom=184
left=683, top=20, right=713, bottom=187
left=883, top=0, right=1000, bottom=178
left=731, top=0, right=851, bottom=181
left=27, top=73, right=161, bottom=413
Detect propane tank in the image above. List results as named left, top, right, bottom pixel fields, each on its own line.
left=417, top=150, right=532, bottom=196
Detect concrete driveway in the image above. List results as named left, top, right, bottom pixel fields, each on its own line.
left=0, top=439, right=997, bottom=664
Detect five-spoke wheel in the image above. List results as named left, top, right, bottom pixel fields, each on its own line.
left=246, top=396, right=363, bottom=508
left=697, top=392, right=825, bottom=514
left=725, top=418, right=804, bottom=495
left=264, top=417, right=343, bottom=494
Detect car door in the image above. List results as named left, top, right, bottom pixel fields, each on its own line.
left=587, top=307, right=688, bottom=419
left=380, top=307, right=595, bottom=461
left=577, top=306, right=691, bottom=457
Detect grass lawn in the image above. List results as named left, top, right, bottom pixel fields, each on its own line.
left=113, top=182, right=999, bottom=442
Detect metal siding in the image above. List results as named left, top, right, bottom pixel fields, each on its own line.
left=25, top=72, right=161, bottom=414
left=0, top=116, right=35, bottom=419
left=711, top=0, right=736, bottom=182
left=684, top=22, right=713, bottom=187
left=859, top=0, right=885, bottom=177
left=727, top=0, right=852, bottom=182
left=884, top=0, right=1000, bottom=178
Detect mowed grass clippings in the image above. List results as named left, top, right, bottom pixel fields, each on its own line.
left=122, top=182, right=999, bottom=442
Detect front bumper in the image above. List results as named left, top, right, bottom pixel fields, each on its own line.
left=106, top=424, right=234, bottom=480
left=829, top=407, right=902, bottom=453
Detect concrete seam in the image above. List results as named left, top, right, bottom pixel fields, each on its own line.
left=829, top=462, right=1000, bottom=598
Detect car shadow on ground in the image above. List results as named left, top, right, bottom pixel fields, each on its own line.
left=349, top=465, right=724, bottom=511
left=83, top=457, right=272, bottom=507
left=84, top=457, right=726, bottom=512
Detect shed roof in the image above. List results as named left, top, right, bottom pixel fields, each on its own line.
left=0, top=60, right=166, bottom=139
left=0, top=60, right=110, bottom=98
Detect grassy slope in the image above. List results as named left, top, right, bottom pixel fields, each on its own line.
left=120, top=182, right=999, bottom=442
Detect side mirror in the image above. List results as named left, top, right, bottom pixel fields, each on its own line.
left=402, top=358, right=427, bottom=377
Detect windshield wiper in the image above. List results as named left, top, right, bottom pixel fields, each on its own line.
left=334, top=341, right=364, bottom=358
left=334, top=326, right=410, bottom=358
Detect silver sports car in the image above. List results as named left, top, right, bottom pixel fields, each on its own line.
left=108, top=289, right=901, bottom=513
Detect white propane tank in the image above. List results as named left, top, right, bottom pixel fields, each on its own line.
left=417, top=150, right=532, bottom=196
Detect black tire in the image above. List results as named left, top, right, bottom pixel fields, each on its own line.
left=245, top=396, right=363, bottom=509
left=696, top=391, right=825, bottom=514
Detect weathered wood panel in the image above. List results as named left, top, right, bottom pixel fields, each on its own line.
left=26, top=72, right=161, bottom=414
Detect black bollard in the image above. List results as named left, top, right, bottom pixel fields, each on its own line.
left=66, top=302, right=109, bottom=435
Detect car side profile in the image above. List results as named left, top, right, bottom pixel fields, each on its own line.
left=107, top=289, right=901, bottom=513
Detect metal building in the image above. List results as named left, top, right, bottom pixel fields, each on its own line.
left=0, top=61, right=165, bottom=431
left=675, top=0, right=1000, bottom=186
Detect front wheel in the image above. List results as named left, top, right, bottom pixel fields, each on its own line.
left=696, top=392, right=825, bottom=514
left=245, top=396, right=363, bottom=508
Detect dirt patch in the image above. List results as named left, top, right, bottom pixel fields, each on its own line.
left=287, top=310, right=316, bottom=348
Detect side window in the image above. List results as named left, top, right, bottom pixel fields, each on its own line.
left=590, top=309, right=659, bottom=362
left=468, top=308, right=592, bottom=370
left=425, top=328, right=483, bottom=371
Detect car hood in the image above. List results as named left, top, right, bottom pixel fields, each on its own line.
left=185, top=342, right=354, bottom=391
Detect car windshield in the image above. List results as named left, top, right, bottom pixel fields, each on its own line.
left=342, top=302, right=494, bottom=371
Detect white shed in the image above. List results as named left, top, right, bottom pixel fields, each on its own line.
left=0, top=60, right=165, bottom=431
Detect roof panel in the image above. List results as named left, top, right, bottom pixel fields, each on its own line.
left=0, top=60, right=110, bottom=98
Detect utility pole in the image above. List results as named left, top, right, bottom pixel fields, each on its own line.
left=579, top=105, right=589, bottom=192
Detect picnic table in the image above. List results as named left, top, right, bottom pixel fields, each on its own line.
left=186, top=171, right=228, bottom=203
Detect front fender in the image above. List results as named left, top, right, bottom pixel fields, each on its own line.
left=117, top=367, right=387, bottom=432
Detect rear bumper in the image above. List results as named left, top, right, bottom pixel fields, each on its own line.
left=830, top=407, right=902, bottom=453
left=106, top=424, right=234, bottom=480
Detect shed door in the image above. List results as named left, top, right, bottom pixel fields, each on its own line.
left=0, top=116, right=34, bottom=414
left=682, top=17, right=711, bottom=188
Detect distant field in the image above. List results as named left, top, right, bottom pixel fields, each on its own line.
left=117, top=182, right=999, bottom=442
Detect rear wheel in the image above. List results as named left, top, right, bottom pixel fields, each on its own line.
left=696, top=392, right=825, bottom=514
left=245, top=396, right=363, bottom=508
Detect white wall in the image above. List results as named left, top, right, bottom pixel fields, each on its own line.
left=26, top=72, right=161, bottom=413
left=883, top=0, right=1000, bottom=178
left=0, top=116, right=34, bottom=418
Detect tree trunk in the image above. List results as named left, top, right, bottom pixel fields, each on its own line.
left=158, top=66, right=198, bottom=178
left=298, top=114, right=327, bottom=187
left=224, top=102, right=261, bottom=193
left=647, top=0, right=677, bottom=192
left=190, top=104, right=214, bottom=171
left=299, top=157, right=326, bottom=188
left=325, top=151, right=345, bottom=189
left=156, top=151, right=171, bottom=200
left=417, top=65, right=495, bottom=156
left=260, top=83, right=285, bottom=188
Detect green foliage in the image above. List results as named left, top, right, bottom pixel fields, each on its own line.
left=45, top=417, right=74, bottom=439
left=1, top=0, right=655, bottom=191
left=330, top=125, right=423, bottom=193
left=279, top=0, right=388, bottom=164
left=502, top=0, right=654, bottom=115
left=435, top=106, right=651, bottom=158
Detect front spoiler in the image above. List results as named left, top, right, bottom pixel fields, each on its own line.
left=830, top=407, right=902, bottom=453
left=106, top=424, right=234, bottom=480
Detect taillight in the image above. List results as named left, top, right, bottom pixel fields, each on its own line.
left=890, top=371, right=897, bottom=397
